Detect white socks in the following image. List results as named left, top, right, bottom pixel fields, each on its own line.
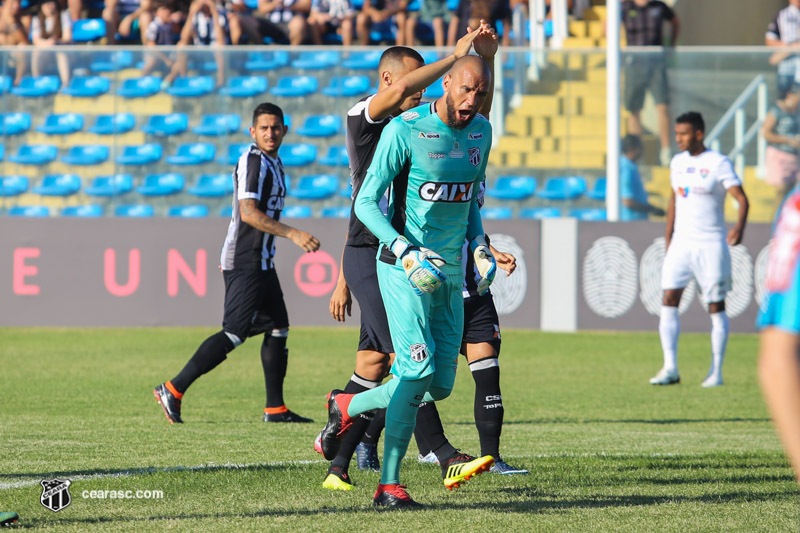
left=709, top=311, right=729, bottom=377
left=659, top=306, right=680, bottom=372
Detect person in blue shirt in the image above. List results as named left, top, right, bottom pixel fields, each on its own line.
left=620, top=134, right=665, bottom=221
left=758, top=185, right=800, bottom=485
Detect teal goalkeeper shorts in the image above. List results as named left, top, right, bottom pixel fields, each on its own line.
left=376, top=261, right=463, bottom=387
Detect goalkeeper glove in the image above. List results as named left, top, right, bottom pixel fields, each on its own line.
left=470, top=235, right=496, bottom=295
left=390, top=236, right=447, bottom=295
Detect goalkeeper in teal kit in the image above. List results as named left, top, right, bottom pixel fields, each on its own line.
left=319, top=55, right=497, bottom=509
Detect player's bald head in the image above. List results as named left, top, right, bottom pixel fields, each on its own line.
left=448, top=55, right=491, bottom=86
left=378, top=46, right=424, bottom=72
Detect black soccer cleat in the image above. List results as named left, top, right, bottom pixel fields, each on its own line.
left=263, top=410, right=314, bottom=423
left=153, top=383, right=183, bottom=424
left=373, top=484, right=424, bottom=510
left=319, top=390, right=354, bottom=460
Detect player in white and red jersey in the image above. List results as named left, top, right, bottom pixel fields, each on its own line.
left=650, top=111, right=749, bottom=388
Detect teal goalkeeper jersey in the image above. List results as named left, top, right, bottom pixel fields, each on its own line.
left=354, top=102, right=491, bottom=274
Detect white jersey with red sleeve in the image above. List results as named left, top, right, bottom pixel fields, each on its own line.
left=670, top=149, right=741, bottom=243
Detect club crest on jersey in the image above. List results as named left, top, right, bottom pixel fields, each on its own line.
left=468, top=147, right=481, bottom=167
left=678, top=186, right=689, bottom=197
left=401, top=111, right=419, bottom=121
left=700, top=168, right=710, bottom=178
left=419, top=181, right=474, bottom=202
left=419, top=132, right=440, bottom=139
left=468, top=132, right=483, bottom=140
left=409, top=343, right=428, bottom=362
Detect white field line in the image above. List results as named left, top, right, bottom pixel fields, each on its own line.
left=0, top=451, right=711, bottom=491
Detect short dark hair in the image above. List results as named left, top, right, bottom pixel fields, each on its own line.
left=621, top=134, right=643, bottom=154
left=378, top=46, right=425, bottom=70
left=252, top=102, right=284, bottom=126
left=676, top=111, right=705, bottom=133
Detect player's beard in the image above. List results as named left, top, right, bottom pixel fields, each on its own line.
left=445, top=92, right=474, bottom=130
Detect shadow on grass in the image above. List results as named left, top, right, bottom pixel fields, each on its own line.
left=0, top=463, right=287, bottom=481
left=455, top=417, right=773, bottom=425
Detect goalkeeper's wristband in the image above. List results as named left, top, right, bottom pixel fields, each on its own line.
left=390, top=236, right=411, bottom=258
left=469, top=234, right=489, bottom=254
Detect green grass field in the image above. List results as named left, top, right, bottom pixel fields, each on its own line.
left=1, top=327, right=797, bottom=531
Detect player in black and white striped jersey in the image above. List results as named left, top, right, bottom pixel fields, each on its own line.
left=767, top=1, right=800, bottom=97
left=154, top=102, right=320, bottom=425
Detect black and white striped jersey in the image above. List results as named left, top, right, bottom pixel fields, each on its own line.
left=767, top=5, right=800, bottom=76
left=220, top=144, right=286, bottom=271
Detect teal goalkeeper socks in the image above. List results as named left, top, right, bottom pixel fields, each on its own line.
left=380, top=376, right=433, bottom=485
left=347, top=377, right=400, bottom=418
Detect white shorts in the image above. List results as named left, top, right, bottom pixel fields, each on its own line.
left=661, top=238, right=731, bottom=304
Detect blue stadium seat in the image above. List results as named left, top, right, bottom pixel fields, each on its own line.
left=89, top=113, right=136, bottom=135
left=0, top=144, right=4, bottom=160
left=503, top=51, right=532, bottom=71
left=90, top=50, right=134, bottom=72
left=587, top=177, right=606, bottom=201
left=321, top=75, right=370, bottom=97
left=425, top=77, right=445, bottom=99
left=282, top=205, right=312, bottom=218
left=71, top=18, right=106, bottom=42
left=166, top=76, right=215, bottom=97
left=37, top=113, right=84, bottom=135
left=279, top=143, right=317, bottom=167
left=289, top=174, right=338, bottom=200
left=244, top=50, right=289, bottom=71
left=9, top=205, right=49, bottom=217
left=62, top=204, right=104, bottom=217
left=270, top=76, right=318, bottom=97
left=219, top=76, right=268, bottom=98
left=519, top=207, right=562, bottom=219
left=142, top=113, right=189, bottom=137
left=342, top=50, right=381, bottom=70
left=116, top=143, right=163, bottom=165
left=321, top=206, right=351, bottom=218
left=296, top=114, right=342, bottom=137
left=219, top=205, right=233, bottom=217
left=9, top=144, right=58, bottom=165
left=117, top=76, right=161, bottom=98
left=168, top=204, right=209, bottom=218
left=486, top=176, right=537, bottom=200
left=218, top=143, right=251, bottom=165
left=481, top=206, right=513, bottom=220
left=291, top=51, right=339, bottom=70
left=11, top=76, right=60, bottom=97
left=33, top=174, right=81, bottom=196
left=136, top=173, right=185, bottom=196
left=192, top=114, right=241, bottom=136
left=318, top=145, right=349, bottom=167
left=339, top=180, right=353, bottom=199
left=568, top=208, right=607, bottom=221
left=61, top=145, right=109, bottom=165
left=166, top=143, right=216, bottom=165
left=188, top=174, right=232, bottom=197
left=1, top=112, right=31, bottom=135
left=0, top=175, right=28, bottom=196
left=0, top=75, right=12, bottom=94
left=537, top=176, right=587, bottom=201
left=115, top=204, right=154, bottom=217
left=85, top=174, right=133, bottom=196
left=62, top=75, right=110, bottom=97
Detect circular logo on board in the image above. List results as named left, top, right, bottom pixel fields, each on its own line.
left=582, top=236, right=638, bottom=318
left=639, top=237, right=697, bottom=316
left=294, top=251, right=338, bottom=297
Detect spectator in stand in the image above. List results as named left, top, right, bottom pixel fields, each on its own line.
left=620, top=0, right=679, bottom=167
left=763, top=85, right=800, bottom=198
left=356, top=0, right=407, bottom=45
left=619, top=134, right=666, bottom=221
left=767, top=1, right=800, bottom=99
left=30, top=0, right=72, bottom=87
left=0, top=0, right=30, bottom=86
left=140, top=1, right=182, bottom=77
left=105, top=0, right=151, bottom=43
left=448, top=0, right=511, bottom=47
left=225, top=0, right=261, bottom=43
left=165, top=0, right=231, bottom=87
left=405, top=0, right=449, bottom=46
left=308, top=0, right=355, bottom=45
left=255, top=0, right=311, bottom=45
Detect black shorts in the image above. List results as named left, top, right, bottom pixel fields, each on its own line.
left=624, top=56, right=670, bottom=112
left=342, top=245, right=394, bottom=354
left=462, top=292, right=501, bottom=355
left=222, top=269, right=289, bottom=342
